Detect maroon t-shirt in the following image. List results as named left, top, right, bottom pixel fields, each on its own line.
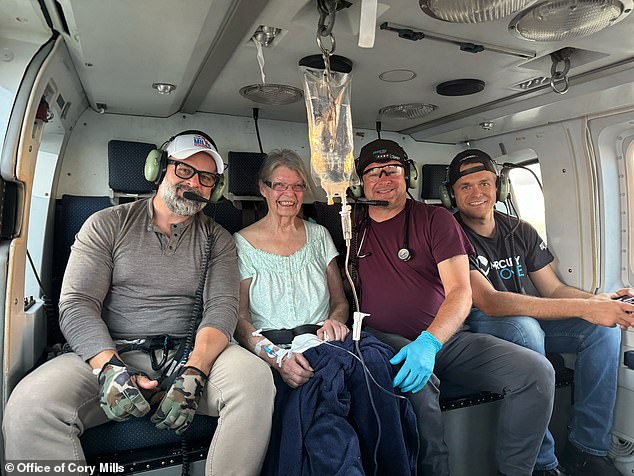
left=358, top=200, right=474, bottom=341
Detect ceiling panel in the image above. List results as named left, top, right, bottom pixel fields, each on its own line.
left=26, top=0, right=634, bottom=141
left=200, top=0, right=634, bottom=137
left=58, top=0, right=235, bottom=116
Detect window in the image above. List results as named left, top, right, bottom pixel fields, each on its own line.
left=507, top=161, right=547, bottom=241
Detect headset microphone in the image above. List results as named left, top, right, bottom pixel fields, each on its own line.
left=354, top=198, right=389, bottom=207
left=183, top=191, right=211, bottom=203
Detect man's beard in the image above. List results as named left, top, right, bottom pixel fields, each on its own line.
left=159, top=181, right=207, bottom=216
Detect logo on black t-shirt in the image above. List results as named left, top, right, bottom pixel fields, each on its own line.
left=477, top=254, right=525, bottom=281
left=476, top=255, right=490, bottom=276
left=492, top=255, right=524, bottom=281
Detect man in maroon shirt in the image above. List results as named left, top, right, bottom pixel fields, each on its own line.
left=353, top=139, right=556, bottom=476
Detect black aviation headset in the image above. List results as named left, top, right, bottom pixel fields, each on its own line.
left=350, top=140, right=419, bottom=199
left=438, top=149, right=510, bottom=209
left=351, top=139, right=420, bottom=262
left=439, top=149, right=527, bottom=294
left=144, top=129, right=225, bottom=202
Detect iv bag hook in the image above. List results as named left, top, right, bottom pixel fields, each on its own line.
left=549, top=48, right=572, bottom=95
left=317, top=0, right=337, bottom=38
left=316, top=0, right=337, bottom=73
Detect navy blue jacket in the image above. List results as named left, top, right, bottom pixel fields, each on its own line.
left=262, top=333, right=418, bottom=476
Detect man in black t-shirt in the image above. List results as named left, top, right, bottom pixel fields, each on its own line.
left=448, top=148, right=634, bottom=476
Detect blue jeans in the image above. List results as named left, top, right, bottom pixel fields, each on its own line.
left=467, top=309, right=621, bottom=471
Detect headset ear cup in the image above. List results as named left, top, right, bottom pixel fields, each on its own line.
left=497, top=169, right=511, bottom=202
left=349, top=183, right=364, bottom=198
left=145, top=149, right=163, bottom=183
left=208, top=176, right=225, bottom=203
left=438, top=183, right=454, bottom=209
left=407, top=161, right=419, bottom=189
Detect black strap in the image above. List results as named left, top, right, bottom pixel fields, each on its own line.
left=115, top=335, right=183, bottom=354
left=261, top=324, right=321, bottom=345
left=116, top=335, right=185, bottom=371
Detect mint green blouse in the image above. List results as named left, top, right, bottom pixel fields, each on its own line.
left=234, top=221, right=339, bottom=331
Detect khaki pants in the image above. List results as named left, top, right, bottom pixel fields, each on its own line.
left=3, top=343, right=275, bottom=476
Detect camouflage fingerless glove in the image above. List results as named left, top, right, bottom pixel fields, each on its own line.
left=151, top=366, right=207, bottom=435
left=97, top=355, right=151, bottom=421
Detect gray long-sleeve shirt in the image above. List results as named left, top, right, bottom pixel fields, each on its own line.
left=59, top=198, right=239, bottom=361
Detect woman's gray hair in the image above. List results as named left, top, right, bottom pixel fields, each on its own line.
left=259, top=149, right=311, bottom=191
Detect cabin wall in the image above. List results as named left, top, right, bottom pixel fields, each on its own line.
left=587, top=109, right=634, bottom=292
left=473, top=119, right=597, bottom=292
left=56, top=109, right=464, bottom=202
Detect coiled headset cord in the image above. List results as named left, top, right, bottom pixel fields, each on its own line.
left=179, top=228, right=214, bottom=476
left=181, top=230, right=214, bottom=367
left=150, top=226, right=213, bottom=476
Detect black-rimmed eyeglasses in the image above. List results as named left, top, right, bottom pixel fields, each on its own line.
left=168, top=159, right=219, bottom=188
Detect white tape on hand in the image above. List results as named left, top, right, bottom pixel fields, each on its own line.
left=276, top=348, right=290, bottom=367
left=254, top=337, right=274, bottom=356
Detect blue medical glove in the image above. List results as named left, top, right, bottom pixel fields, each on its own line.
left=389, top=331, right=442, bottom=394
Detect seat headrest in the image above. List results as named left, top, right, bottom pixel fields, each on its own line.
left=108, top=140, right=156, bottom=194
left=203, top=199, right=244, bottom=235
left=227, top=151, right=267, bottom=197
left=313, top=201, right=345, bottom=254
left=421, top=164, right=449, bottom=201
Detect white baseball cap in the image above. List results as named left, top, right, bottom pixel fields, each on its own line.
left=166, top=133, right=224, bottom=174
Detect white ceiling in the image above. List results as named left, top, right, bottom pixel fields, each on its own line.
left=0, top=0, right=50, bottom=44
left=9, top=0, right=634, bottom=143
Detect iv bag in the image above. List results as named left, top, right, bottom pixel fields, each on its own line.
left=301, top=66, right=355, bottom=204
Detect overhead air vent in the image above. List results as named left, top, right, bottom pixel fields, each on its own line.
left=420, top=0, right=534, bottom=23
left=436, top=79, right=485, bottom=96
left=509, top=0, right=632, bottom=42
left=379, top=103, right=438, bottom=120
left=251, top=26, right=282, bottom=47
left=512, top=76, right=551, bottom=90
left=239, top=84, right=303, bottom=106
left=55, top=93, right=66, bottom=111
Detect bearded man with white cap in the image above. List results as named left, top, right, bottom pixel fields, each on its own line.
left=3, top=131, right=275, bottom=475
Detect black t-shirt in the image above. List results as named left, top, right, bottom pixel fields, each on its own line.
left=456, top=211, right=554, bottom=293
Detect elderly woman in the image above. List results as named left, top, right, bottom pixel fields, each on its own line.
left=234, top=149, right=417, bottom=476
